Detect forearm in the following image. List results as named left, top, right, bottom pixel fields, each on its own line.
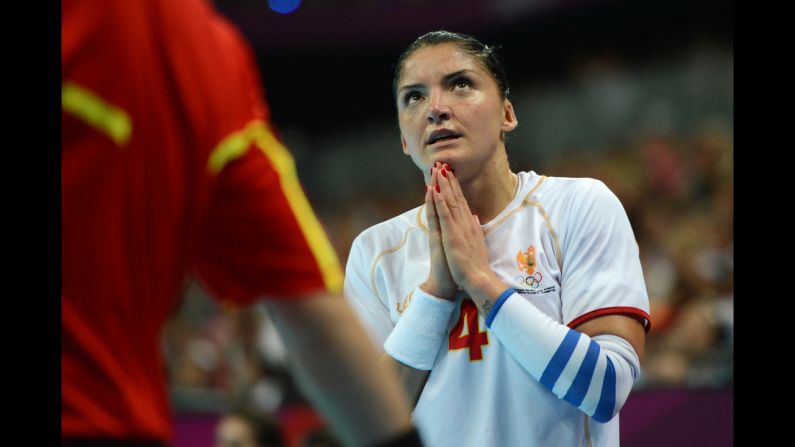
left=382, top=354, right=431, bottom=408
left=465, top=275, right=641, bottom=423
left=265, top=293, right=414, bottom=447
left=382, top=286, right=456, bottom=406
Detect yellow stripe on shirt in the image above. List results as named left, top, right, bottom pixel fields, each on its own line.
left=206, top=120, right=264, bottom=174
left=207, top=120, right=343, bottom=293
left=62, top=82, right=132, bottom=147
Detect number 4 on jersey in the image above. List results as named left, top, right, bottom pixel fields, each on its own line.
left=448, top=298, right=489, bottom=360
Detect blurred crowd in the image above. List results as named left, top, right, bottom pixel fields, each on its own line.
left=545, top=117, right=733, bottom=389
left=161, top=46, right=732, bottom=445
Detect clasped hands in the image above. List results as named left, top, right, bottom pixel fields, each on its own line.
left=420, top=162, right=508, bottom=315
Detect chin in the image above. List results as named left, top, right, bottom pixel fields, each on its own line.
left=428, top=149, right=464, bottom=166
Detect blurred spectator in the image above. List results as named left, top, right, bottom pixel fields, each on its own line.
left=215, top=406, right=284, bottom=447
left=301, top=427, right=342, bottom=447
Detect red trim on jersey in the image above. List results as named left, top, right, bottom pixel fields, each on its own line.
left=567, top=307, right=651, bottom=333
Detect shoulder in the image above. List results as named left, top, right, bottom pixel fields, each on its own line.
left=532, top=175, right=621, bottom=215
left=534, top=175, right=612, bottom=201
left=349, top=205, right=424, bottom=260
left=530, top=175, right=629, bottom=241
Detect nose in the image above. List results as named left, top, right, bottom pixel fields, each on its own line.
left=426, top=90, right=451, bottom=124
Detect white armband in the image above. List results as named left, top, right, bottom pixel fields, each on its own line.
left=488, top=291, right=641, bottom=422
left=383, top=287, right=457, bottom=370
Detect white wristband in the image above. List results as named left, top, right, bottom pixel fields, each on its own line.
left=383, top=287, right=457, bottom=370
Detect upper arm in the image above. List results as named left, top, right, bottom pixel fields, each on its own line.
left=560, top=180, right=651, bottom=335
left=574, top=314, right=646, bottom=363
left=343, top=234, right=394, bottom=347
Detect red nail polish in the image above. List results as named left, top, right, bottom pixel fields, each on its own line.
left=436, top=184, right=440, bottom=193
left=441, top=168, right=447, bottom=178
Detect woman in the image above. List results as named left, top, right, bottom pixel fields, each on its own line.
left=344, top=31, right=650, bottom=446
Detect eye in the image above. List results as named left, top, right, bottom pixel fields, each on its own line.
left=452, top=77, right=473, bottom=90
left=403, top=91, right=423, bottom=106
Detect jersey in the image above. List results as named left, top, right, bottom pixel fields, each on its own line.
left=344, top=171, right=650, bottom=447
left=62, top=0, right=342, bottom=442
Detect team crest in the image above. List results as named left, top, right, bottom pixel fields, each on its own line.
left=516, top=245, right=537, bottom=275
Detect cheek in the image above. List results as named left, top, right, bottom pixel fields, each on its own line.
left=399, top=115, right=423, bottom=142
left=463, top=103, right=501, bottom=135
left=473, top=101, right=508, bottom=133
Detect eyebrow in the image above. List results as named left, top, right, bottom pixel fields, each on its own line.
left=397, top=69, right=475, bottom=94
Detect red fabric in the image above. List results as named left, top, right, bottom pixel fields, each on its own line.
left=62, top=0, right=329, bottom=441
left=567, top=307, right=652, bottom=333
left=278, top=404, right=329, bottom=447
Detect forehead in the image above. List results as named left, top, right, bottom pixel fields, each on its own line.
left=217, top=417, right=252, bottom=437
left=399, top=43, right=487, bottom=86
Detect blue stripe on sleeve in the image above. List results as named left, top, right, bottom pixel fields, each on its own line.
left=563, top=339, right=601, bottom=407
left=485, top=288, right=516, bottom=328
left=592, top=357, right=617, bottom=423
left=539, top=330, right=581, bottom=389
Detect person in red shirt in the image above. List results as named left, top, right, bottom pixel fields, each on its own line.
left=61, top=1, right=417, bottom=446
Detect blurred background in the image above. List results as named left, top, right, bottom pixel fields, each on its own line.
left=164, top=0, right=733, bottom=446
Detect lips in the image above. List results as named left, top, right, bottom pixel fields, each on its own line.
left=426, top=129, right=461, bottom=145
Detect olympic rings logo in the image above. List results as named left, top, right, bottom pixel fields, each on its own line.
left=514, top=272, right=543, bottom=289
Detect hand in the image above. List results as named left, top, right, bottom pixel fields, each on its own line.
left=420, top=163, right=458, bottom=300
left=432, top=164, right=507, bottom=312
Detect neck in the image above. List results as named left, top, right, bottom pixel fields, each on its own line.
left=460, top=155, right=518, bottom=223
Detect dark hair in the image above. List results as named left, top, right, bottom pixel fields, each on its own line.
left=393, top=30, right=510, bottom=104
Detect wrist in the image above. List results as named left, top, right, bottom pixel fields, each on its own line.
left=463, top=270, right=509, bottom=305
left=420, top=281, right=456, bottom=301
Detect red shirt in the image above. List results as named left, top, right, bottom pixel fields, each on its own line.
left=61, top=0, right=342, bottom=442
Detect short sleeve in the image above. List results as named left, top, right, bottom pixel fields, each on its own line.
left=343, top=232, right=394, bottom=347
left=193, top=143, right=342, bottom=305
left=560, top=180, right=651, bottom=332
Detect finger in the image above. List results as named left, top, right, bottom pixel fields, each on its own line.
left=443, top=165, right=479, bottom=240
left=429, top=167, right=443, bottom=226
left=426, top=161, right=438, bottom=184
left=437, top=167, right=466, bottom=224
left=443, top=165, right=483, bottom=240
left=425, top=184, right=440, bottom=233
left=444, top=164, right=473, bottom=217
left=429, top=161, right=441, bottom=187
left=432, top=180, right=457, bottom=239
left=472, top=214, right=484, bottom=236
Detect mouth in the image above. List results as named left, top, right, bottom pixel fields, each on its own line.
left=426, top=129, right=462, bottom=146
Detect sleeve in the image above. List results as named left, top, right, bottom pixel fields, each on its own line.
left=191, top=17, right=342, bottom=305
left=560, top=180, right=651, bottom=332
left=343, top=232, right=395, bottom=347
left=194, top=142, right=343, bottom=305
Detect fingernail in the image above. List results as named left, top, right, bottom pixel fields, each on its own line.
left=444, top=163, right=454, bottom=173
left=441, top=168, right=447, bottom=178
left=436, top=184, right=440, bottom=193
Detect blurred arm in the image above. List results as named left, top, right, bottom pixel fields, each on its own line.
left=265, top=291, right=415, bottom=447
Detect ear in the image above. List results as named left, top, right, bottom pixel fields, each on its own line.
left=401, top=134, right=410, bottom=155
left=501, top=99, right=518, bottom=133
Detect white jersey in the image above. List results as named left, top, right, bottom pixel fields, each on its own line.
left=344, top=171, right=650, bottom=447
